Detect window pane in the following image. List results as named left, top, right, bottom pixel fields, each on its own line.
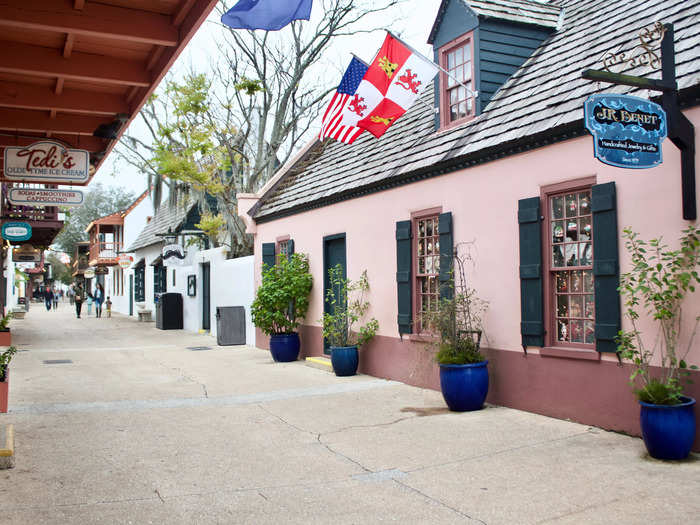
left=463, top=43, right=471, bottom=65
left=571, top=271, right=583, bottom=292
left=565, top=193, right=577, bottom=217
left=419, top=256, right=425, bottom=273
left=566, top=220, right=578, bottom=242
left=447, top=52, right=455, bottom=69
left=455, top=46, right=463, bottom=65
left=579, top=191, right=591, bottom=213
left=425, top=256, right=434, bottom=274
left=557, top=294, right=568, bottom=317
left=419, top=220, right=425, bottom=236
left=580, top=216, right=592, bottom=241
left=418, top=240, right=424, bottom=256
left=450, top=104, right=459, bottom=121
left=422, top=278, right=428, bottom=293
left=552, top=220, right=564, bottom=244
left=570, top=320, right=584, bottom=343
left=553, top=245, right=565, bottom=267
left=556, top=273, right=568, bottom=292
left=558, top=319, right=569, bottom=342
left=466, top=96, right=473, bottom=114
left=450, top=88, right=458, bottom=103
left=552, top=196, right=564, bottom=219
left=584, top=321, right=595, bottom=344
left=458, top=86, right=466, bottom=101
left=565, top=244, right=578, bottom=266
left=585, top=294, right=595, bottom=317
left=583, top=270, right=594, bottom=292
left=457, top=101, right=467, bottom=119
left=570, top=295, right=583, bottom=318
left=426, top=220, right=433, bottom=236
left=580, top=243, right=592, bottom=266
left=455, top=65, right=464, bottom=83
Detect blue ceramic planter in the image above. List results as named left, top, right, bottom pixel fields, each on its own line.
left=331, top=346, right=359, bottom=376
left=640, top=396, right=696, bottom=460
left=269, top=333, right=300, bottom=362
left=439, top=361, right=489, bottom=412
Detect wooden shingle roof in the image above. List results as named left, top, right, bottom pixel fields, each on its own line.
left=253, top=0, right=700, bottom=223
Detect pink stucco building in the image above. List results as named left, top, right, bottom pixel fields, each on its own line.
left=239, top=0, right=700, bottom=450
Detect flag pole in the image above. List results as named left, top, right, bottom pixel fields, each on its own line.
left=386, top=30, right=479, bottom=98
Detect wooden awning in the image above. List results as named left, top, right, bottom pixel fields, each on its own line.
left=0, top=0, right=219, bottom=184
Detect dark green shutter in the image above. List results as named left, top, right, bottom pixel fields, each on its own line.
left=518, top=197, right=544, bottom=348
left=262, top=242, right=276, bottom=269
left=287, top=239, right=294, bottom=260
left=396, top=220, right=412, bottom=336
left=591, top=182, right=620, bottom=353
left=438, top=212, right=453, bottom=300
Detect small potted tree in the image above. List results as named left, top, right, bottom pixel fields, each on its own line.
left=1, top=346, right=18, bottom=413
left=617, top=226, right=699, bottom=460
left=0, top=312, right=12, bottom=346
left=251, top=253, right=313, bottom=362
left=321, top=265, right=379, bottom=376
left=426, top=243, right=489, bottom=412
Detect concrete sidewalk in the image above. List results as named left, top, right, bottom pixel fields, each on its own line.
left=0, top=303, right=698, bottom=524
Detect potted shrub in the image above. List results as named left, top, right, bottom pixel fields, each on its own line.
left=251, top=253, right=313, bottom=362
left=426, top=244, right=489, bottom=412
left=1, top=346, right=18, bottom=413
left=0, top=312, right=12, bottom=346
left=321, top=265, right=379, bottom=376
left=617, top=226, right=700, bottom=460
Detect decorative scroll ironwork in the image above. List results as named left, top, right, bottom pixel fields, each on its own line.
left=602, top=22, right=666, bottom=73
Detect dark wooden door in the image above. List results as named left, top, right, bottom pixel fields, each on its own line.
left=202, top=263, right=211, bottom=330
left=323, top=234, right=346, bottom=355
left=129, top=275, right=134, bottom=316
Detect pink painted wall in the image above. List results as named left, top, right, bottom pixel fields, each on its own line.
left=246, top=106, right=700, bottom=449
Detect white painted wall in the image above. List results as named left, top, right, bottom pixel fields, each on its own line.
left=3, top=254, right=19, bottom=312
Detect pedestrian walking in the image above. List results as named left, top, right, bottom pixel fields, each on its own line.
left=87, top=294, right=93, bottom=316
left=44, top=287, right=53, bottom=311
left=52, top=288, right=59, bottom=310
left=105, top=296, right=112, bottom=318
left=94, top=283, right=105, bottom=318
left=74, top=282, right=84, bottom=318
left=69, top=288, right=75, bottom=305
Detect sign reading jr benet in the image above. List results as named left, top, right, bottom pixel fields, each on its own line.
left=584, top=94, right=667, bottom=169
left=3, top=140, right=90, bottom=183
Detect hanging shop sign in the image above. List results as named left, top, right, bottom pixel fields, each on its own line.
left=12, top=246, right=41, bottom=262
left=118, top=255, right=133, bottom=269
left=2, top=222, right=32, bottom=242
left=584, top=94, right=667, bottom=169
left=7, top=187, right=84, bottom=207
left=83, top=268, right=95, bottom=279
left=94, top=266, right=109, bottom=275
left=162, top=243, right=186, bottom=267
left=3, top=140, right=90, bottom=183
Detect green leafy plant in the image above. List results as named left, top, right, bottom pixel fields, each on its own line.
left=0, top=346, right=17, bottom=382
left=616, top=226, right=700, bottom=405
left=0, top=311, right=12, bottom=331
left=425, top=243, right=488, bottom=365
left=251, top=253, right=313, bottom=335
left=321, top=265, right=379, bottom=348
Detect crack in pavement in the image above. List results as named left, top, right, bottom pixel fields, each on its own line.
left=154, top=488, right=165, bottom=504
left=393, top=479, right=488, bottom=524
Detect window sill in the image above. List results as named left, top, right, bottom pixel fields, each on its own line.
left=539, top=346, right=600, bottom=361
left=407, top=333, right=438, bottom=343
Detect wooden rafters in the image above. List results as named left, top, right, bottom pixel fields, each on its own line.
left=0, top=135, right=105, bottom=152
left=0, top=1, right=179, bottom=47
left=0, top=108, right=112, bottom=135
left=0, top=81, right=129, bottom=115
left=0, top=42, right=151, bottom=87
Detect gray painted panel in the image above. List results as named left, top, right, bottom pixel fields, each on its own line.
left=217, top=306, right=246, bottom=346
left=431, top=0, right=478, bottom=49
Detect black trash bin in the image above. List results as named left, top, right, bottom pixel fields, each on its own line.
left=156, top=292, right=183, bottom=330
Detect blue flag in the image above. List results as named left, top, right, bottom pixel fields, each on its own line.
left=221, top=0, right=313, bottom=31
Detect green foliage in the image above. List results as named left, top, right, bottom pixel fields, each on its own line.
left=0, top=346, right=18, bottom=382
left=195, top=212, right=226, bottom=248
left=234, top=77, right=264, bottom=96
left=320, top=265, right=379, bottom=349
left=616, top=226, right=700, bottom=405
left=0, top=311, right=12, bottom=331
left=251, top=253, right=313, bottom=335
left=54, top=183, right=135, bottom=257
left=46, top=253, right=73, bottom=285
left=424, top=243, right=488, bottom=365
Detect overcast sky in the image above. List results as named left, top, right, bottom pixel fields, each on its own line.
left=94, top=0, right=443, bottom=196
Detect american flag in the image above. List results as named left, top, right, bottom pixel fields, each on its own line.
left=319, top=56, right=369, bottom=144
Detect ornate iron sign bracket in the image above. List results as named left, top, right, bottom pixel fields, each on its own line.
left=582, top=24, right=696, bottom=220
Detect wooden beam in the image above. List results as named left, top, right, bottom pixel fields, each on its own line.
left=581, top=69, right=676, bottom=92
left=74, top=0, right=85, bottom=9
left=0, top=0, right=178, bottom=47
left=173, top=0, right=198, bottom=27
left=55, top=78, right=64, bottom=95
left=0, top=41, right=151, bottom=87
left=0, top=134, right=106, bottom=152
left=0, top=81, right=128, bottom=115
left=0, top=108, right=113, bottom=135
left=63, top=33, right=75, bottom=59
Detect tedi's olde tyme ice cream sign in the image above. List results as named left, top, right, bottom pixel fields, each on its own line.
left=584, top=94, right=667, bottom=169
left=3, top=140, right=90, bottom=183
